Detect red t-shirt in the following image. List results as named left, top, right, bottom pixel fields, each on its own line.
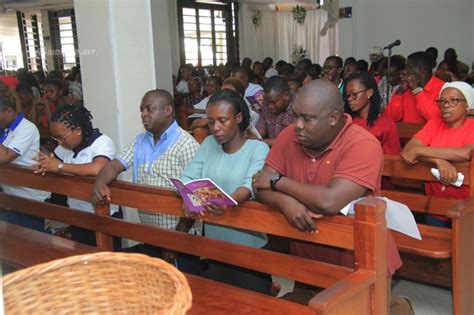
left=384, top=76, right=444, bottom=123
left=415, top=118, right=474, bottom=199
left=384, top=89, right=425, bottom=123
left=267, top=114, right=402, bottom=275
left=352, top=115, right=401, bottom=155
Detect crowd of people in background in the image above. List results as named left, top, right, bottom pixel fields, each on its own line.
left=1, top=45, right=474, bottom=313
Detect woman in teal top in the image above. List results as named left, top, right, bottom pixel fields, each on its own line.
left=179, top=89, right=270, bottom=293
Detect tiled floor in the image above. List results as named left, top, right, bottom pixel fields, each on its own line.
left=391, top=279, right=453, bottom=315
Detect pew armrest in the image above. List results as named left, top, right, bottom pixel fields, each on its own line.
left=308, top=269, right=375, bottom=313
left=447, top=196, right=474, bottom=219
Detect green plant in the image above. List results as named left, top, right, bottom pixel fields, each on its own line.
left=291, top=45, right=307, bottom=65
left=292, top=5, right=307, bottom=25
left=252, top=10, right=263, bottom=28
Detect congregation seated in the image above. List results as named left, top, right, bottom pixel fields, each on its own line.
left=385, top=51, right=444, bottom=124
left=230, top=67, right=263, bottom=124
left=181, top=76, right=204, bottom=112
left=92, top=89, right=200, bottom=270
left=438, top=48, right=469, bottom=81
left=255, top=76, right=295, bottom=147
left=0, top=91, right=49, bottom=232
left=178, top=89, right=271, bottom=293
left=344, top=72, right=401, bottom=155
left=253, top=79, right=403, bottom=309
left=3, top=44, right=474, bottom=314
left=321, top=56, right=344, bottom=93
left=377, top=55, right=406, bottom=110
left=34, top=104, right=120, bottom=247
left=401, top=81, right=474, bottom=226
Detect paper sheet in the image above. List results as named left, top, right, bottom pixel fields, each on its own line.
left=340, top=197, right=421, bottom=240
left=431, top=168, right=464, bottom=187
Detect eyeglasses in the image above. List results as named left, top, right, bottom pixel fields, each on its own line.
left=435, top=98, right=467, bottom=108
left=51, top=130, right=73, bottom=143
left=344, top=89, right=369, bottom=100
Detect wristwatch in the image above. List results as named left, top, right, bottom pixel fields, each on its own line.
left=57, top=163, right=64, bottom=172
left=270, top=173, right=283, bottom=191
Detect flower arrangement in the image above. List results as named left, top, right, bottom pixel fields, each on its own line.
left=290, top=45, right=307, bottom=65
left=292, top=5, right=307, bottom=25
left=252, top=10, right=263, bottom=28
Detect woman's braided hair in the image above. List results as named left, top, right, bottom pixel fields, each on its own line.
left=52, top=104, right=94, bottom=143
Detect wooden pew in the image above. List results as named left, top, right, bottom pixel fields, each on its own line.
left=0, top=164, right=389, bottom=315
left=396, top=122, right=423, bottom=147
left=382, top=154, right=474, bottom=315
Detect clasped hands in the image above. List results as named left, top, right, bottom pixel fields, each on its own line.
left=33, top=152, right=61, bottom=176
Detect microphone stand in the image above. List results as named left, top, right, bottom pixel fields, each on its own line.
left=385, top=46, right=392, bottom=110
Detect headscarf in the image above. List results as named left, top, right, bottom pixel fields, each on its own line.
left=440, top=81, right=474, bottom=109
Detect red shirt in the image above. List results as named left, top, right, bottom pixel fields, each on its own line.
left=352, top=115, right=401, bottom=155
left=384, top=75, right=445, bottom=123
left=0, top=75, right=19, bottom=89
left=415, top=118, right=474, bottom=199
left=384, top=89, right=425, bottom=123
left=267, top=114, right=402, bottom=275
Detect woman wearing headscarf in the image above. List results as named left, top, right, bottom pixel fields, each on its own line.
left=401, top=81, right=474, bottom=225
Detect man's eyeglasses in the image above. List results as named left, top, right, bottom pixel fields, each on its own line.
left=435, top=98, right=467, bottom=108
left=51, top=130, right=73, bottom=143
left=344, top=89, right=369, bottom=100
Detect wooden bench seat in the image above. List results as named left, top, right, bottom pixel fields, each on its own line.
left=0, top=221, right=99, bottom=269
left=0, top=164, right=389, bottom=314
left=382, top=154, right=474, bottom=314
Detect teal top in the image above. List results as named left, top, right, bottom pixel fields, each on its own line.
left=181, top=135, right=269, bottom=248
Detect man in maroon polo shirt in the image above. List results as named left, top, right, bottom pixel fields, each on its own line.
left=252, top=79, right=401, bottom=275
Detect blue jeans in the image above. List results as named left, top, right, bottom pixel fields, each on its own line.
left=0, top=209, right=45, bottom=232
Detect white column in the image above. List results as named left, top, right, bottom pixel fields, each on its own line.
left=74, top=0, right=150, bottom=150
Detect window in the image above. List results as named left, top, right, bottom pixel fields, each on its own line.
left=16, top=12, right=47, bottom=71
left=49, top=9, right=79, bottom=70
left=177, top=0, right=239, bottom=67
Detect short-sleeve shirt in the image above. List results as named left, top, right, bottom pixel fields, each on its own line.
left=266, top=114, right=402, bottom=275
left=415, top=118, right=474, bottom=199
left=352, top=115, right=401, bottom=155
left=267, top=114, right=383, bottom=192
left=256, top=94, right=295, bottom=139
left=1, top=115, right=50, bottom=201
left=55, top=131, right=118, bottom=214
left=117, top=125, right=201, bottom=233
left=180, top=136, right=270, bottom=248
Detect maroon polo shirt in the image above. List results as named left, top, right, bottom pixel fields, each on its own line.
left=266, top=114, right=402, bottom=275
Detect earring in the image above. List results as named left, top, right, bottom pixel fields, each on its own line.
left=78, top=132, right=82, bottom=135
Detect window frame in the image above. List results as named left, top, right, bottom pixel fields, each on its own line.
left=177, top=0, right=239, bottom=67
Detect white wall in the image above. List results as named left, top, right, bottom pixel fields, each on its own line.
left=74, top=0, right=165, bottom=152
left=0, top=12, right=24, bottom=70
left=338, top=0, right=474, bottom=66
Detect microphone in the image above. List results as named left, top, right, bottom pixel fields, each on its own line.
left=383, top=40, right=401, bottom=50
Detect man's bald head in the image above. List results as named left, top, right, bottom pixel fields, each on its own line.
left=297, top=79, right=344, bottom=114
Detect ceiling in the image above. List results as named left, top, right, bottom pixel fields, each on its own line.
left=0, top=0, right=73, bottom=13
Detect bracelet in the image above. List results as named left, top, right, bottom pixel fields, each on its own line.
left=411, top=87, right=423, bottom=95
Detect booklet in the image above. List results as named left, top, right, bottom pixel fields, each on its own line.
left=246, top=90, right=264, bottom=112
left=169, top=177, right=238, bottom=213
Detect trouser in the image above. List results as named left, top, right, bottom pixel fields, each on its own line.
left=0, top=208, right=45, bottom=232
left=204, top=260, right=271, bottom=295
left=70, top=209, right=123, bottom=250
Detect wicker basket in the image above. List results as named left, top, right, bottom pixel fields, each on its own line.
left=2, top=252, right=192, bottom=314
